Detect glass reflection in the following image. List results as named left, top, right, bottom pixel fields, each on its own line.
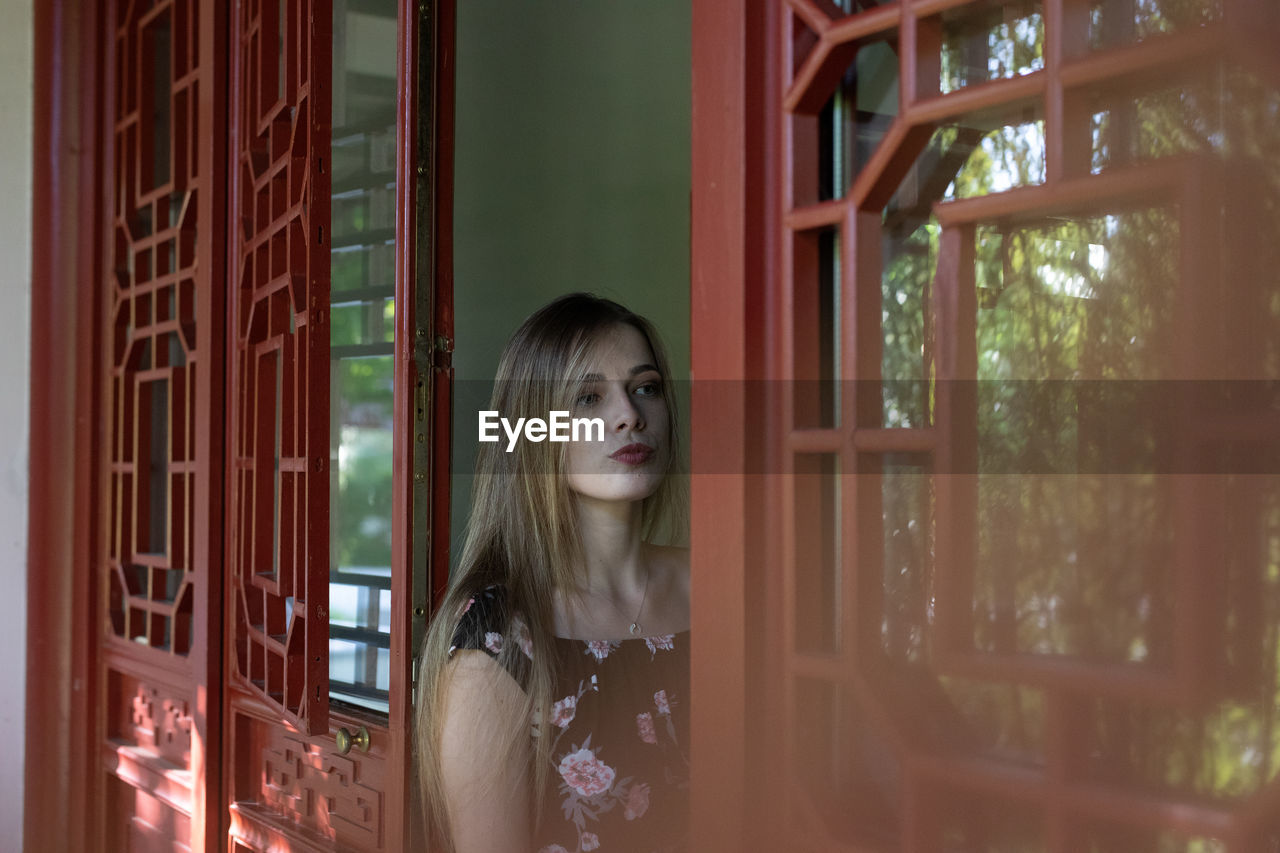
left=1089, top=0, right=1222, bottom=51
left=328, top=0, right=397, bottom=714
left=1082, top=475, right=1280, bottom=801
left=939, top=1, right=1044, bottom=94
left=880, top=453, right=933, bottom=663
left=974, top=209, right=1179, bottom=662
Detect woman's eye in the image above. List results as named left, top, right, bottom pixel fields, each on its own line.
left=575, top=392, right=600, bottom=407
left=634, top=381, right=661, bottom=397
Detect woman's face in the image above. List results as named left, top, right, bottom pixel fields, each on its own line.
left=564, top=323, right=670, bottom=506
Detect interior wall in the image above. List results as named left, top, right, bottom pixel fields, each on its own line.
left=0, top=0, right=33, bottom=842
left=451, top=0, right=691, bottom=559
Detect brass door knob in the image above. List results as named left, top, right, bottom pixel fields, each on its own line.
left=335, top=725, right=370, bottom=754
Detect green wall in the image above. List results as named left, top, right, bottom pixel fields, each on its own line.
left=451, top=0, right=691, bottom=562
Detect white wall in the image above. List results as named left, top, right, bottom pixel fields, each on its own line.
left=0, top=0, right=32, bottom=843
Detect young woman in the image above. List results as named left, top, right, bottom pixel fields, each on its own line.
left=416, top=293, right=690, bottom=853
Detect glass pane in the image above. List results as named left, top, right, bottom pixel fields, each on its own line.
left=1091, top=74, right=1226, bottom=173
left=879, top=453, right=933, bottom=663
left=792, top=227, right=841, bottom=429
left=881, top=220, right=936, bottom=428
left=329, top=0, right=397, bottom=715
left=842, top=40, right=899, bottom=193
left=881, top=114, right=1046, bottom=428
left=974, top=208, right=1179, bottom=662
left=938, top=675, right=1045, bottom=764
left=945, top=120, right=1047, bottom=200
left=939, top=1, right=1045, bottom=94
left=794, top=32, right=899, bottom=206
left=1089, top=0, right=1222, bottom=51
left=143, top=9, right=172, bottom=190
left=1081, top=474, right=1280, bottom=801
left=794, top=454, right=841, bottom=655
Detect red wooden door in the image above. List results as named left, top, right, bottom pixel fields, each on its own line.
left=83, top=0, right=453, bottom=850
left=97, top=0, right=227, bottom=848
left=692, top=0, right=1280, bottom=850
left=222, top=0, right=451, bottom=849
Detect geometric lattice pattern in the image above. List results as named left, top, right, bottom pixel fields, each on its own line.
left=107, top=0, right=200, bottom=656
left=229, top=0, right=332, bottom=735
left=776, top=0, right=1280, bottom=849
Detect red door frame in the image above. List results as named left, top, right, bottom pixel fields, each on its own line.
left=689, top=1, right=779, bottom=849
left=26, top=1, right=104, bottom=849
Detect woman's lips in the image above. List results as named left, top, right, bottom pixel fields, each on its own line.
left=609, top=443, right=655, bottom=465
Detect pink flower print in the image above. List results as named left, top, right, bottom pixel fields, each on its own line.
left=460, top=596, right=474, bottom=615
left=484, top=632, right=503, bottom=655
left=557, top=747, right=616, bottom=797
left=624, top=782, right=651, bottom=820
left=636, top=712, right=657, bottom=744
left=654, top=689, right=671, bottom=716
left=537, top=846, right=570, bottom=853
left=584, top=640, right=616, bottom=662
left=581, top=832, right=600, bottom=851
left=512, top=616, right=534, bottom=660
left=645, top=633, right=676, bottom=655
left=551, top=695, right=577, bottom=729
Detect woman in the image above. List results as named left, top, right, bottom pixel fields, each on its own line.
left=416, top=293, right=690, bottom=853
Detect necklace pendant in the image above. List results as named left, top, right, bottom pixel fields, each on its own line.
left=629, top=622, right=641, bottom=636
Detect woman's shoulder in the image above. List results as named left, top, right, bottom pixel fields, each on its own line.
left=447, top=585, right=533, bottom=658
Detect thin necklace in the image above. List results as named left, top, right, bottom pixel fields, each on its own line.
left=629, top=564, right=652, bottom=636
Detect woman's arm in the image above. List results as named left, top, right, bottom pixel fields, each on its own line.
left=438, top=649, right=532, bottom=852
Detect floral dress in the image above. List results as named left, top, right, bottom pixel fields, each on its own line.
left=450, top=587, right=690, bottom=853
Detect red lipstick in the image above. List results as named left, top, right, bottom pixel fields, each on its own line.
left=609, top=443, right=655, bottom=465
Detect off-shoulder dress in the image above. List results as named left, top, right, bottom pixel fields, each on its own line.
left=449, top=586, right=690, bottom=853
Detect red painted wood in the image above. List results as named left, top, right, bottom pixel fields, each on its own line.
left=26, top=1, right=103, bottom=849
left=931, top=225, right=978, bottom=654
left=227, top=0, right=332, bottom=736
left=392, top=0, right=456, bottom=847
left=764, top=1, right=1280, bottom=849
left=429, top=0, right=458, bottom=615
left=690, top=0, right=778, bottom=849
left=690, top=0, right=748, bottom=848
left=227, top=681, right=392, bottom=851
left=88, top=1, right=230, bottom=849
left=193, top=1, right=229, bottom=847
left=391, top=0, right=422, bottom=848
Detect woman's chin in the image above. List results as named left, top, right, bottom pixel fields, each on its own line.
left=567, top=471, right=664, bottom=505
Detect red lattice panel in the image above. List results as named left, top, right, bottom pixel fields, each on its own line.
left=229, top=0, right=331, bottom=735
left=772, top=0, right=1280, bottom=850
left=107, top=0, right=201, bottom=657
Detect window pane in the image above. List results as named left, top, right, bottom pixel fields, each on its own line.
left=329, top=0, right=397, bottom=715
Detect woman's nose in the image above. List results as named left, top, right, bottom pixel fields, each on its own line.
left=608, top=389, right=644, bottom=432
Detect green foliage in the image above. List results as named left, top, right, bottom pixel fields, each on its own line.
left=333, top=356, right=394, bottom=572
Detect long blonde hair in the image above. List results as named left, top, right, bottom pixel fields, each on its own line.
left=415, top=293, right=687, bottom=848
